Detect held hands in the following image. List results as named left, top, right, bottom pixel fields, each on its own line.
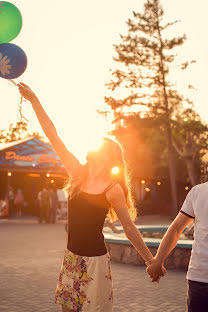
left=18, top=82, right=37, bottom=103
left=146, top=258, right=167, bottom=283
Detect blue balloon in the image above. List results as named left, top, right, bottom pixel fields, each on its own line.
left=0, top=43, right=27, bottom=79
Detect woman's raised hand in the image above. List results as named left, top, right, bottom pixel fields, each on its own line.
left=18, top=82, right=37, bottom=103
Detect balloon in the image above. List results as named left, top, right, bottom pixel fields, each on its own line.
left=0, top=43, right=27, bottom=79
left=0, top=1, right=22, bottom=43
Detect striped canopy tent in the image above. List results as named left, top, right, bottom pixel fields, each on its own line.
left=0, top=137, right=68, bottom=215
left=0, top=137, right=67, bottom=175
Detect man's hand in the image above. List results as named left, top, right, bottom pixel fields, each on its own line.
left=146, top=212, right=193, bottom=283
left=146, top=259, right=167, bottom=282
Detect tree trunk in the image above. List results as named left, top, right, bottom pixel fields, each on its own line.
left=186, top=158, right=197, bottom=186
left=156, top=19, right=178, bottom=217
left=167, top=124, right=178, bottom=216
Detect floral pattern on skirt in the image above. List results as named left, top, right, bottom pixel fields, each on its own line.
left=55, top=249, right=113, bottom=312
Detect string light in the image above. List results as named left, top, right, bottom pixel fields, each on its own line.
left=7, top=172, right=12, bottom=176
left=185, top=186, right=189, bottom=190
left=157, top=181, right=161, bottom=186
left=111, top=167, right=119, bottom=175
left=141, top=180, right=145, bottom=184
left=145, top=187, right=150, bottom=192
left=46, top=173, right=50, bottom=178
left=27, top=173, right=40, bottom=178
left=51, top=179, right=55, bottom=184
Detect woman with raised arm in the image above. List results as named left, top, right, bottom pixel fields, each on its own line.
left=18, top=82, right=156, bottom=312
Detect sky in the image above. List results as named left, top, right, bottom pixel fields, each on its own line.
left=0, top=0, right=208, bottom=162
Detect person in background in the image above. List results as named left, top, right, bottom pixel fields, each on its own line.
left=5, top=186, right=14, bottom=218
left=36, top=189, right=42, bottom=217
left=39, top=187, right=51, bottom=224
left=49, top=186, right=58, bottom=224
left=14, top=189, right=24, bottom=217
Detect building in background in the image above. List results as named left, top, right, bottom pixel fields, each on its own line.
left=0, top=137, right=67, bottom=216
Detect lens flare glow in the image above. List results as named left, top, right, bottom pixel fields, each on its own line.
left=111, top=166, right=119, bottom=175
left=87, top=137, right=104, bottom=152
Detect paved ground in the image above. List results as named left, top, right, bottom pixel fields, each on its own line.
left=0, top=221, right=187, bottom=312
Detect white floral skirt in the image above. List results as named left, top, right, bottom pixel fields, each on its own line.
left=54, top=249, right=113, bottom=312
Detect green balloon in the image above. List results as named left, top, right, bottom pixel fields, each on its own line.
left=0, top=1, right=22, bottom=43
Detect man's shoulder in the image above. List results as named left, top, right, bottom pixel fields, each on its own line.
left=190, top=182, right=208, bottom=199
left=192, top=182, right=208, bottom=191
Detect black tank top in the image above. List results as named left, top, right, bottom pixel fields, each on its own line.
left=67, top=184, right=115, bottom=257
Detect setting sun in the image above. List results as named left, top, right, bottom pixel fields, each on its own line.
left=111, top=166, right=119, bottom=175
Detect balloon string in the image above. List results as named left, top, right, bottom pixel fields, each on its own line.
left=8, top=79, right=28, bottom=124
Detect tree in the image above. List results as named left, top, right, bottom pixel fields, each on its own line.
left=111, top=112, right=176, bottom=189
left=103, top=0, right=188, bottom=215
left=111, top=109, right=207, bottom=185
left=172, top=108, right=208, bottom=186
left=0, top=121, right=43, bottom=144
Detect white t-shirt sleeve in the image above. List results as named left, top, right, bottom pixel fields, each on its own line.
left=180, top=188, right=195, bottom=218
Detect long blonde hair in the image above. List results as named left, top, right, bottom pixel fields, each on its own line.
left=63, top=137, right=137, bottom=223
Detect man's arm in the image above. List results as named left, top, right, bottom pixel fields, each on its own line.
left=147, top=212, right=193, bottom=281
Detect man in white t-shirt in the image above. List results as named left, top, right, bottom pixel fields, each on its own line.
left=147, top=182, right=208, bottom=312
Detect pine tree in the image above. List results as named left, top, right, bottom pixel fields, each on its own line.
left=104, top=0, right=187, bottom=215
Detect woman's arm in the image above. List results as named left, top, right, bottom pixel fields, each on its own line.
left=18, top=83, right=81, bottom=177
left=106, top=184, right=154, bottom=266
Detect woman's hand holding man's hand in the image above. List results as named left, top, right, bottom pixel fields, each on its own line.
left=146, top=258, right=167, bottom=283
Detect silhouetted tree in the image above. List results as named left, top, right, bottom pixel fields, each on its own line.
left=173, top=108, right=208, bottom=186
left=103, top=0, right=188, bottom=215
left=0, top=121, right=43, bottom=143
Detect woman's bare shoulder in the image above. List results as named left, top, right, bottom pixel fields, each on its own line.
left=106, top=183, right=126, bottom=204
